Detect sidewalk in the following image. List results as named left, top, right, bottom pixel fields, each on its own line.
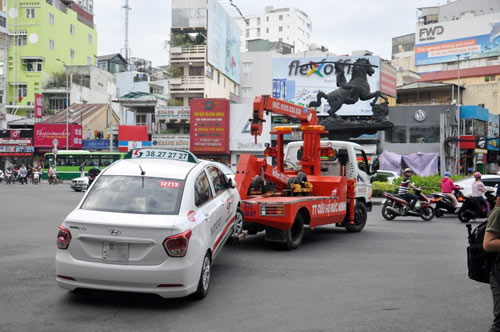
left=372, top=197, right=384, bottom=206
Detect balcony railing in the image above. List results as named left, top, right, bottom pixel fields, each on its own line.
left=169, top=76, right=204, bottom=91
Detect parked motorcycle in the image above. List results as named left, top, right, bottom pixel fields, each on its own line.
left=431, top=188, right=464, bottom=217
left=457, top=190, right=496, bottom=223
left=381, top=188, right=435, bottom=221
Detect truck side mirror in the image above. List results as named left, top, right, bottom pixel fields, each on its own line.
left=370, top=158, right=380, bottom=175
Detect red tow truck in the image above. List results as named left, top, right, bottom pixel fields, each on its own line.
left=235, top=95, right=370, bottom=249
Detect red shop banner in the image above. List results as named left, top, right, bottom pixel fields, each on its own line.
left=190, top=99, right=230, bottom=154
left=34, top=93, right=43, bottom=118
left=34, top=123, right=83, bottom=149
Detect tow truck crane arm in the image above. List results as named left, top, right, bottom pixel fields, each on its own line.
left=250, top=95, right=318, bottom=143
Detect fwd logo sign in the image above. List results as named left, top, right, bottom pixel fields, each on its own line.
left=419, top=26, right=444, bottom=41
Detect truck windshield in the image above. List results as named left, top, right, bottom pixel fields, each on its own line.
left=81, top=175, right=185, bottom=215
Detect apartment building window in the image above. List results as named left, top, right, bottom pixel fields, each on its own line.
left=88, top=34, right=92, bottom=44
left=266, top=16, right=269, bottom=22
left=136, top=113, right=147, bottom=125
left=17, top=84, right=27, bottom=98
left=87, top=56, right=91, bottom=65
left=49, top=39, right=55, bottom=50
left=25, top=59, right=42, bottom=72
left=189, top=66, right=203, bottom=76
left=0, top=90, right=4, bottom=104
left=0, top=61, right=4, bottom=75
left=70, top=24, right=75, bottom=35
left=242, top=62, right=253, bottom=74
left=279, top=15, right=283, bottom=20
left=266, top=27, right=269, bottom=33
left=279, top=26, right=283, bottom=32
left=217, top=71, right=220, bottom=84
left=17, top=35, right=27, bottom=46
left=246, top=29, right=249, bottom=38
left=0, top=15, right=6, bottom=28
left=49, top=13, right=54, bottom=24
left=224, top=77, right=226, bottom=88
left=49, top=98, right=65, bottom=111
left=241, top=87, right=252, bottom=98
left=257, top=17, right=260, bottom=25
left=485, top=75, right=496, bottom=82
left=257, top=28, right=260, bottom=37
left=70, top=48, right=75, bottom=58
left=26, top=8, right=35, bottom=19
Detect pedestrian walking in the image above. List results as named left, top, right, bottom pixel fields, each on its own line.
left=79, top=161, right=86, bottom=177
left=483, top=187, right=500, bottom=332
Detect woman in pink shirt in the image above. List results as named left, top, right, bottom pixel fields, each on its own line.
left=472, top=172, right=489, bottom=214
left=440, top=172, right=460, bottom=208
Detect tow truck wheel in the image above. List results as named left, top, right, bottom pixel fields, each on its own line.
left=346, top=201, right=367, bottom=233
left=272, top=212, right=304, bottom=250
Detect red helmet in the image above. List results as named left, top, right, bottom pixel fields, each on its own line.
left=474, top=172, right=482, bottom=179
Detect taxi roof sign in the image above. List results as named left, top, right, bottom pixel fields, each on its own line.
left=125, top=149, right=198, bottom=163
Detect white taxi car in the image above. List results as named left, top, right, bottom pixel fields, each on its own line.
left=56, top=149, right=241, bottom=299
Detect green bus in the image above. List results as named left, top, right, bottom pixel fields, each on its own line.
left=43, top=150, right=125, bottom=180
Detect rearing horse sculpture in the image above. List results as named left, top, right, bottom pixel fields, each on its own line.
left=308, top=58, right=381, bottom=118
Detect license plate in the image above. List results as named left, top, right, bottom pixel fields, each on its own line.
left=102, top=242, right=129, bottom=262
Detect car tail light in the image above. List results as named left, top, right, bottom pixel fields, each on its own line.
left=57, top=226, right=72, bottom=249
left=163, top=229, right=192, bottom=257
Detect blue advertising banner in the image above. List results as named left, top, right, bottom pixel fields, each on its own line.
left=82, top=140, right=117, bottom=150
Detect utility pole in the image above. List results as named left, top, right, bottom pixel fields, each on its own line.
left=56, top=58, right=69, bottom=150
left=456, top=54, right=461, bottom=175
left=122, top=0, right=131, bottom=68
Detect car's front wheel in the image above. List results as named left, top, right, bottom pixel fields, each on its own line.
left=193, top=252, right=211, bottom=299
left=231, top=207, right=244, bottom=238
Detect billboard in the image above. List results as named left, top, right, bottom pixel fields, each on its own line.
left=229, top=104, right=271, bottom=152
left=33, top=124, right=82, bottom=149
left=0, top=129, right=34, bottom=156
left=272, top=56, right=382, bottom=116
left=190, top=99, right=230, bottom=154
left=415, top=12, right=500, bottom=66
left=488, top=113, right=499, bottom=151
left=207, top=0, right=240, bottom=84
left=155, top=105, right=190, bottom=120
left=117, top=125, right=149, bottom=152
left=34, top=93, right=43, bottom=118
left=152, top=134, right=190, bottom=150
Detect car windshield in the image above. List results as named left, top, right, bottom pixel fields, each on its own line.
left=81, top=175, right=185, bottom=215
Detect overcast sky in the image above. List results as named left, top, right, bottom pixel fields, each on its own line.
left=94, top=0, right=446, bottom=67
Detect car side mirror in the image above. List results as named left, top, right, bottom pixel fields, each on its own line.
left=227, top=178, right=236, bottom=189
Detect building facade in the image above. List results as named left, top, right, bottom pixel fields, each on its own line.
left=236, top=6, right=312, bottom=53
left=6, top=0, right=97, bottom=117
left=0, top=1, right=9, bottom=129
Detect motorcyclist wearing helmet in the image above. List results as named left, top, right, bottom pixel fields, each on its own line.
left=440, top=171, right=461, bottom=208
left=472, top=172, right=489, bottom=214
left=399, top=168, right=418, bottom=211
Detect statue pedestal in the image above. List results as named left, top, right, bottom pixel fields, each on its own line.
left=320, top=118, right=394, bottom=140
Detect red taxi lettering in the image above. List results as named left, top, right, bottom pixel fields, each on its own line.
left=159, top=180, right=181, bottom=188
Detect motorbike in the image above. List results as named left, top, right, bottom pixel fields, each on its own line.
left=33, top=171, right=40, bottom=185
left=0, top=171, right=3, bottom=183
left=431, top=188, right=464, bottom=218
left=48, top=173, right=57, bottom=185
left=381, top=188, right=435, bottom=221
left=457, top=189, right=496, bottom=223
left=5, top=170, right=12, bottom=184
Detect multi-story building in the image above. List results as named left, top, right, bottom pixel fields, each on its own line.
left=74, top=0, right=92, bottom=14
left=236, top=6, right=312, bottom=53
left=0, top=1, right=9, bottom=129
left=6, top=0, right=97, bottom=117
left=169, top=0, right=240, bottom=106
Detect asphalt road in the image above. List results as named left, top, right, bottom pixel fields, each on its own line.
left=0, top=183, right=494, bottom=332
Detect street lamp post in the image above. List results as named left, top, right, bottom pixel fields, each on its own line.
left=56, top=58, right=69, bottom=150
left=456, top=54, right=461, bottom=175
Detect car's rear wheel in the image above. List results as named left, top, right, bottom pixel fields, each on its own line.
left=193, top=252, right=211, bottom=299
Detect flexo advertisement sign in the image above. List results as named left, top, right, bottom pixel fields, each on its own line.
left=190, top=99, right=230, bottom=154
left=415, top=12, right=500, bottom=66
left=272, top=56, right=385, bottom=116
left=34, top=124, right=83, bottom=149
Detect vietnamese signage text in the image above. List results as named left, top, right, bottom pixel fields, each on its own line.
left=190, top=99, right=230, bottom=154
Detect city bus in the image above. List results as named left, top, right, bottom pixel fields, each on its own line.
left=43, top=150, right=125, bottom=180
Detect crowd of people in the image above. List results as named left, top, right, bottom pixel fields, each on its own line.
left=0, top=163, right=51, bottom=184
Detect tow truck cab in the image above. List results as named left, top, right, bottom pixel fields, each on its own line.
left=284, top=140, right=375, bottom=212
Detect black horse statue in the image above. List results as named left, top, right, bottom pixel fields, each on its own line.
left=308, top=58, right=382, bottom=118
